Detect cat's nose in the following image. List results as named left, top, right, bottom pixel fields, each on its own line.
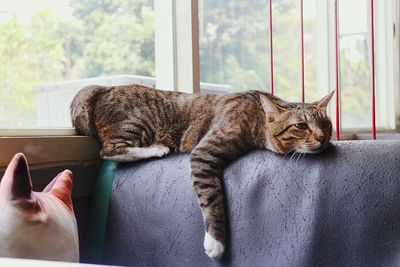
left=316, top=135, right=326, bottom=144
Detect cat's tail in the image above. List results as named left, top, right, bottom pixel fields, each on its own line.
left=70, top=85, right=106, bottom=136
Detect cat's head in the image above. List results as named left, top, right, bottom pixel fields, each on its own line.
left=260, top=91, right=334, bottom=154
left=0, top=153, right=79, bottom=262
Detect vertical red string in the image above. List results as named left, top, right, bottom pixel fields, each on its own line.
left=334, top=0, right=340, bottom=141
left=300, top=0, right=305, bottom=102
left=370, top=0, right=376, bottom=140
left=269, top=0, right=274, bottom=95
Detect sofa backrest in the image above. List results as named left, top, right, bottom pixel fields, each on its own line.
left=103, top=140, right=400, bottom=266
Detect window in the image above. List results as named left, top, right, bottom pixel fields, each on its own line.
left=0, top=0, right=399, bottom=134
left=199, top=0, right=400, bottom=132
left=337, top=0, right=398, bottom=130
left=0, top=0, right=155, bottom=129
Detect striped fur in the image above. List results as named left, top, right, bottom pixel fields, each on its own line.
left=70, top=84, right=334, bottom=260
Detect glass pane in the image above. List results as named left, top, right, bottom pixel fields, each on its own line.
left=338, top=0, right=371, bottom=129
left=199, top=0, right=318, bottom=102
left=0, top=0, right=155, bottom=128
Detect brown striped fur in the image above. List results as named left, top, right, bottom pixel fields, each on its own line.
left=70, top=84, right=334, bottom=260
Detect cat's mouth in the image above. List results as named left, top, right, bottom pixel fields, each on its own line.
left=297, top=143, right=325, bottom=154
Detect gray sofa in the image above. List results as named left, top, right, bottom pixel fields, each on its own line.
left=100, top=140, right=400, bottom=266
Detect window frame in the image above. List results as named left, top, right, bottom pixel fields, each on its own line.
left=154, top=0, right=200, bottom=93
left=0, top=135, right=100, bottom=169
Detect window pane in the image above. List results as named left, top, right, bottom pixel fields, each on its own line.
left=338, top=0, right=371, bottom=129
left=199, top=0, right=318, bottom=102
left=0, top=0, right=154, bottom=128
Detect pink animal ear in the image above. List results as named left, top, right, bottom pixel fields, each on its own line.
left=49, top=170, right=74, bottom=212
left=11, top=153, right=32, bottom=200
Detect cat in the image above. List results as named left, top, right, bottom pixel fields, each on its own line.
left=0, top=153, right=79, bottom=262
left=70, top=84, right=334, bottom=260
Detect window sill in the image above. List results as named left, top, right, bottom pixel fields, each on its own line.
left=0, top=135, right=100, bottom=169
left=0, top=128, right=76, bottom=137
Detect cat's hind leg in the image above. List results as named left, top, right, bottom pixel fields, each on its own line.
left=100, top=139, right=170, bottom=162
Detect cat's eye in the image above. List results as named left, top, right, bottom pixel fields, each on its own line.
left=320, top=120, right=331, bottom=129
left=294, top=123, right=308, bottom=130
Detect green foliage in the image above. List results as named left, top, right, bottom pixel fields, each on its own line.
left=0, top=10, right=65, bottom=127
left=69, top=0, right=155, bottom=78
left=0, top=0, right=154, bottom=128
left=339, top=39, right=371, bottom=127
left=199, top=0, right=318, bottom=103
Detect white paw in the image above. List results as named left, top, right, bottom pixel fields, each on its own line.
left=153, top=146, right=170, bottom=157
left=204, top=232, right=224, bottom=260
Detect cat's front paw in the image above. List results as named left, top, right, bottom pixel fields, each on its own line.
left=153, top=146, right=170, bottom=157
left=204, top=232, right=224, bottom=260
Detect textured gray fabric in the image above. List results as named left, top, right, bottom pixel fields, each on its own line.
left=103, top=140, right=400, bottom=267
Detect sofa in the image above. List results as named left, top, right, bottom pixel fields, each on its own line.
left=83, top=139, right=400, bottom=266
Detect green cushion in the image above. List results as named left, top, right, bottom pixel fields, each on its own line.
left=81, top=160, right=117, bottom=263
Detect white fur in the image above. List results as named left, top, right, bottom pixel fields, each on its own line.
left=204, top=231, right=224, bottom=260
left=102, top=146, right=170, bottom=162
left=0, top=196, right=79, bottom=262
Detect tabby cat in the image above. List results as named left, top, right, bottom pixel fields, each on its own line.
left=70, top=84, right=334, bottom=260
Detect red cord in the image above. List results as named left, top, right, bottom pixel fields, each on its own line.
left=370, top=0, right=376, bottom=140
left=269, top=0, right=274, bottom=95
left=335, top=0, right=340, bottom=141
left=301, top=0, right=305, bottom=102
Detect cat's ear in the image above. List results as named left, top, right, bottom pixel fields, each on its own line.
left=260, top=94, right=286, bottom=122
left=11, top=153, right=32, bottom=200
left=312, top=91, right=335, bottom=109
left=48, top=170, right=74, bottom=212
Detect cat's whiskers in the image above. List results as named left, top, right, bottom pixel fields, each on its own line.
left=290, top=151, right=299, bottom=161
left=287, top=149, right=306, bottom=166
left=283, top=147, right=297, bottom=160
left=295, top=151, right=306, bottom=165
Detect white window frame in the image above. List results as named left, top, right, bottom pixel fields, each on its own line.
left=155, top=0, right=200, bottom=93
